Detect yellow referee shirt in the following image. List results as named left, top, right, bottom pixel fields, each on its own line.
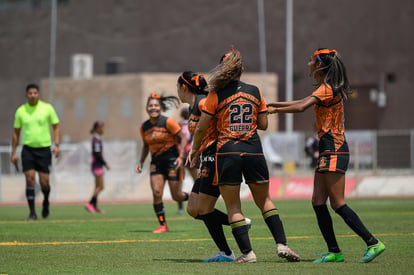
left=14, top=100, right=60, bottom=148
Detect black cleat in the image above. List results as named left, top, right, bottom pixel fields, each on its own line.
left=27, top=213, right=37, bottom=221
left=42, top=200, right=50, bottom=218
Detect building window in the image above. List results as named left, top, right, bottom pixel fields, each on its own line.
left=120, top=95, right=132, bottom=118
left=97, top=96, right=108, bottom=119
left=75, top=97, right=85, bottom=119
left=54, top=97, right=64, bottom=120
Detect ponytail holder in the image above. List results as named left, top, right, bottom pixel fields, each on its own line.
left=151, top=92, right=161, bottom=99
left=313, top=49, right=337, bottom=56
left=191, top=74, right=204, bottom=87
left=313, top=49, right=337, bottom=65
left=221, top=47, right=241, bottom=62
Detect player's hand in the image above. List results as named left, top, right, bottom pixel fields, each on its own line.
left=267, top=106, right=278, bottom=114
left=174, top=157, right=183, bottom=169
left=11, top=154, right=18, bottom=165
left=135, top=163, right=143, bottom=173
left=188, top=150, right=200, bottom=168
left=53, top=145, right=60, bottom=158
left=105, top=164, right=111, bottom=170
left=11, top=154, right=19, bottom=172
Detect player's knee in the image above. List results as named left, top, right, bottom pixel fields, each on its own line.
left=25, top=176, right=36, bottom=185
left=152, top=191, right=162, bottom=200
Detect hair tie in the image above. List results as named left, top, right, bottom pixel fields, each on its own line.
left=191, top=74, right=204, bottom=87
left=180, top=75, right=196, bottom=89
left=151, top=92, right=161, bottom=99
left=313, top=49, right=337, bottom=56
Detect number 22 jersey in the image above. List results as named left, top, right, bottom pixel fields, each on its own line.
left=202, top=80, right=268, bottom=153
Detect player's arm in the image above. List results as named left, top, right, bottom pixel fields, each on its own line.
left=267, top=98, right=308, bottom=108
left=257, top=112, right=268, bottom=130
left=175, top=130, right=188, bottom=168
left=11, top=128, right=20, bottom=164
left=136, top=143, right=149, bottom=173
left=188, top=112, right=212, bottom=168
left=268, top=96, right=317, bottom=114
left=52, top=123, right=61, bottom=157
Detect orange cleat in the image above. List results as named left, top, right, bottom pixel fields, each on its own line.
left=153, top=225, right=169, bottom=233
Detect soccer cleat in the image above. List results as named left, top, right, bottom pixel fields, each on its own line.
left=359, top=241, right=385, bottom=263
left=153, top=225, right=169, bottom=233
left=245, top=217, right=252, bottom=230
left=203, top=251, right=235, bottom=262
left=277, top=244, right=301, bottom=262
left=235, top=250, right=257, bottom=263
left=42, top=200, right=50, bottom=218
left=313, top=252, right=344, bottom=263
left=27, top=213, right=37, bottom=221
left=85, top=203, right=96, bottom=213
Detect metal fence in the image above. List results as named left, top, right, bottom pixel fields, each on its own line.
left=262, top=129, right=414, bottom=171
left=0, top=130, right=413, bottom=202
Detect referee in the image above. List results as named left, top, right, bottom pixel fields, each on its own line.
left=11, top=83, right=60, bottom=221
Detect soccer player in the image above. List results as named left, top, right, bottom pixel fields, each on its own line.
left=189, top=49, right=300, bottom=263
left=268, top=48, right=385, bottom=263
left=136, top=92, right=189, bottom=233
left=11, top=83, right=60, bottom=221
left=178, top=71, right=243, bottom=262
left=85, top=121, right=110, bottom=213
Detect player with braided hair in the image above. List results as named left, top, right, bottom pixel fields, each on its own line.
left=268, top=48, right=385, bottom=263
left=136, top=92, right=189, bottom=233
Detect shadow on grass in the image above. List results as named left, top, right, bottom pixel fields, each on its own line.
left=153, top=258, right=203, bottom=263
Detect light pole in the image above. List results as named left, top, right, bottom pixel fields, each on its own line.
left=285, top=0, right=293, bottom=132
left=49, top=0, right=57, bottom=103
left=257, top=0, right=268, bottom=95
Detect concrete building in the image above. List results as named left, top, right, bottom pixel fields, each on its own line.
left=1, top=0, right=413, bottom=144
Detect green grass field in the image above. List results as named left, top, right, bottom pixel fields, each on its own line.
left=1, top=198, right=413, bottom=274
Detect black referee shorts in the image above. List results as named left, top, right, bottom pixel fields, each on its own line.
left=21, top=145, right=52, bottom=173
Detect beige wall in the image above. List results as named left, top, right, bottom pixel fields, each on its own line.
left=41, top=72, right=278, bottom=143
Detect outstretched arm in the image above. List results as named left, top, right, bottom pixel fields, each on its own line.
left=268, top=96, right=318, bottom=114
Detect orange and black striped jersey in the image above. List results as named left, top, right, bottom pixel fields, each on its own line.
left=312, top=84, right=347, bottom=153
left=188, top=94, right=218, bottom=153
left=203, top=80, right=267, bottom=152
left=140, top=115, right=181, bottom=158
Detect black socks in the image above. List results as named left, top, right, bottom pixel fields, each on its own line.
left=263, top=209, right=287, bottom=245
left=336, top=204, right=378, bottom=246
left=26, top=186, right=35, bottom=214
left=231, top=219, right=251, bottom=255
left=199, top=212, right=231, bottom=255
left=153, top=203, right=166, bottom=225
left=313, top=204, right=341, bottom=253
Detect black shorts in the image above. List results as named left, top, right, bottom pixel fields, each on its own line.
left=198, top=147, right=220, bottom=198
left=150, top=157, right=183, bottom=181
left=216, top=152, right=269, bottom=185
left=316, top=141, right=349, bottom=174
left=21, top=145, right=52, bottom=173
left=316, top=153, right=349, bottom=174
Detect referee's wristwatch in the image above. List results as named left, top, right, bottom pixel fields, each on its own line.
left=55, top=143, right=60, bottom=147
